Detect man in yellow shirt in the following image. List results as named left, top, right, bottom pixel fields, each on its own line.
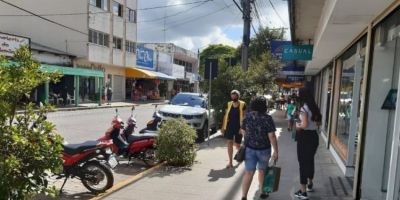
left=221, top=90, right=246, bottom=168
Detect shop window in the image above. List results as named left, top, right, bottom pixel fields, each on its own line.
left=367, top=8, right=400, bottom=193
left=126, top=8, right=136, bottom=23
left=113, top=37, right=122, bottom=50
left=113, top=1, right=123, bottom=17
left=332, top=37, right=366, bottom=162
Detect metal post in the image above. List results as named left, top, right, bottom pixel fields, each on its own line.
left=207, top=62, right=212, bottom=145
left=44, top=80, right=49, bottom=104
left=74, top=75, right=80, bottom=106
left=98, top=77, right=103, bottom=106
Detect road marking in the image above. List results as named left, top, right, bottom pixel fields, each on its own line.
left=89, top=162, right=165, bottom=200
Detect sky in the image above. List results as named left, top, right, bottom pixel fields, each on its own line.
left=137, top=0, right=290, bottom=51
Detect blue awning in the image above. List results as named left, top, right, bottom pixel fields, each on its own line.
left=152, top=71, right=176, bottom=80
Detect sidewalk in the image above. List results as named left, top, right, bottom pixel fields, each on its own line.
left=103, top=111, right=353, bottom=200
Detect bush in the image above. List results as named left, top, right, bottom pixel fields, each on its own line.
left=156, top=119, right=197, bottom=166
left=0, top=46, right=64, bottom=199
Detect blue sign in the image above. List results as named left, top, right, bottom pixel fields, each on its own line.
left=282, top=45, right=313, bottom=61
left=282, top=64, right=305, bottom=72
left=271, top=40, right=292, bottom=59
left=287, top=75, right=305, bottom=82
left=136, top=46, right=154, bottom=69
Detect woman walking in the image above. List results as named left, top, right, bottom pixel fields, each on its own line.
left=240, top=96, right=279, bottom=200
left=294, top=88, right=322, bottom=200
left=221, top=90, right=246, bottom=168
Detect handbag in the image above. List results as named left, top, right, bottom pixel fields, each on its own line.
left=234, top=145, right=246, bottom=162
left=263, top=163, right=281, bottom=193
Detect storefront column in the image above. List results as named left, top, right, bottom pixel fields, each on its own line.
left=44, top=80, right=49, bottom=104
left=98, top=77, right=103, bottom=106
left=74, top=75, right=80, bottom=106
left=354, top=24, right=372, bottom=199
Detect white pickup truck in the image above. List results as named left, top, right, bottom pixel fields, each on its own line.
left=158, top=93, right=217, bottom=142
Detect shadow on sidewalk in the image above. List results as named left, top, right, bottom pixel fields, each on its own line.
left=208, top=166, right=239, bottom=182
left=147, top=166, right=192, bottom=178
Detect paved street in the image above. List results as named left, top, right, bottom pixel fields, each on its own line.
left=48, top=104, right=155, bottom=143
left=39, top=105, right=157, bottom=199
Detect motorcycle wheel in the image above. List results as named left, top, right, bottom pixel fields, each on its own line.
left=81, top=162, right=114, bottom=194
left=143, top=148, right=158, bottom=167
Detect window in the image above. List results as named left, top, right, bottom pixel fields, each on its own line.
left=89, top=29, right=109, bottom=47
left=126, top=41, right=136, bottom=53
left=90, top=0, right=109, bottom=11
left=126, top=8, right=136, bottom=23
left=113, top=37, right=122, bottom=50
left=113, top=1, right=123, bottom=17
left=186, top=63, right=193, bottom=73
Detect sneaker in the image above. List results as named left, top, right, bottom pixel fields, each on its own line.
left=260, top=192, right=269, bottom=199
left=294, top=190, right=308, bottom=199
left=307, top=183, right=314, bottom=192
left=241, top=197, right=247, bottom=200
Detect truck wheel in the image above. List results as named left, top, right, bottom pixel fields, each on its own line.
left=197, top=122, right=208, bottom=143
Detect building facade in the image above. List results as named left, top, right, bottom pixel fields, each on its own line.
left=0, top=0, right=138, bottom=102
left=289, top=0, right=400, bottom=199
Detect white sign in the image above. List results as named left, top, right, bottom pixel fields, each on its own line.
left=0, top=33, right=30, bottom=57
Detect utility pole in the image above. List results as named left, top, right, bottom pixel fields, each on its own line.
left=241, top=0, right=252, bottom=71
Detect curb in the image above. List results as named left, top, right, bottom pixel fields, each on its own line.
left=89, top=162, right=165, bottom=200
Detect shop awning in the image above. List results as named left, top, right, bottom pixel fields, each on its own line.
left=2, top=61, right=104, bottom=77
left=126, top=67, right=176, bottom=80
left=41, top=64, right=104, bottom=77
left=152, top=71, right=176, bottom=80
left=126, top=67, right=155, bottom=79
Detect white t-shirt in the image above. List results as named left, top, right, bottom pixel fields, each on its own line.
left=300, top=104, right=318, bottom=131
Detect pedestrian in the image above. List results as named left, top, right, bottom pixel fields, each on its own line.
left=240, top=96, right=279, bottom=200
left=106, top=86, right=113, bottom=105
left=294, top=88, right=322, bottom=200
left=286, top=98, right=296, bottom=131
left=221, top=90, right=246, bottom=168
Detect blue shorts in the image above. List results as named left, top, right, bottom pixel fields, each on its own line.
left=244, top=147, right=271, bottom=171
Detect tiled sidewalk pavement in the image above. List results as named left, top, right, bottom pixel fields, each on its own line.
left=103, top=110, right=353, bottom=200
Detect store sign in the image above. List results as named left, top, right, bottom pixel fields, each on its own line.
left=136, top=46, right=154, bottom=69
left=282, top=45, right=313, bottom=61
left=172, top=64, right=185, bottom=79
left=0, top=33, right=30, bottom=57
left=287, top=75, right=305, bottom=82
left=271, top=40, right=292, bottom=60
left=280, top=64, right=305, bottom=76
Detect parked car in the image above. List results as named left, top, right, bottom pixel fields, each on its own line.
left=158, top=93, right=217, bottom=142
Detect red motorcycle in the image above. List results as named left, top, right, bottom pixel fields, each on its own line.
left=60, top=140, right=117, bottom=193
left=98, top=107, right=158, bottom=166
left=35, top=111, right=116, bottom=194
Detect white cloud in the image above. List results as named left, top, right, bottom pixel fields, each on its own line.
left=137, top=0, right=290, bottom=50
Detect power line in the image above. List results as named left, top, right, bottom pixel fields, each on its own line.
left=0, top=11, right=108, bottom=17
left=138, top=0, right=212, bottom=23
left=0, top=0, right=87, bottom=35
left=268, top=0, right=287, bottom=26
left=138, top=0, right=212, bottom=11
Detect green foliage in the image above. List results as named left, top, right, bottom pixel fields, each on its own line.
left=200, top=27, right=283, bottom=126
left=199, top=44, right=237, bottom=80
left=156, top=119, right=197, bottom=166
left=0, top=46, right=64, bottom=199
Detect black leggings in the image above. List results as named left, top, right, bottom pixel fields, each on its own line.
left=297, top=130, right=319, bottom=185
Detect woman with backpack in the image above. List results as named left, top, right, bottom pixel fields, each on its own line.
left=294, top=88, right=322, bottom=200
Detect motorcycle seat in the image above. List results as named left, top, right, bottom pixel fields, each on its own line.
left=127, top=134, right=155, bottom=143
left=63, top=140, right=99, bottom=155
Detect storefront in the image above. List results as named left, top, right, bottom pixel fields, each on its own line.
left=125, top=67, right=175, bottom=101
left=290, top=0, right=400, bottom=199
left=39, top=64, right=104, bottom=106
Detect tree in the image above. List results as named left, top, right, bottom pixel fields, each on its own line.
left=199, top=44, right=237, bottom=80
left=248, top=27, right=285, bottom=59
left=0, top=46, right=64, bottom=199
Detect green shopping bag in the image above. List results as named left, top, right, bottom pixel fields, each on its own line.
left=263, top=165, right=281, bottom=193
